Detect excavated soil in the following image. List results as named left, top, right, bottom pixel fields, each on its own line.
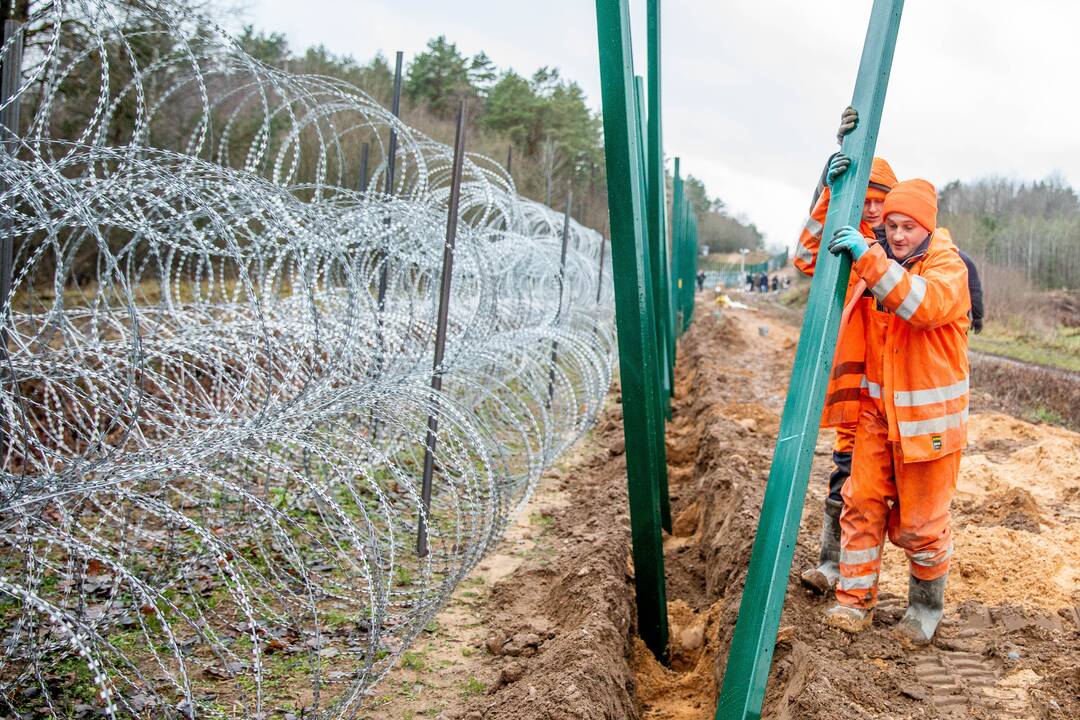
left=372, top=293, right=1079, bottom=720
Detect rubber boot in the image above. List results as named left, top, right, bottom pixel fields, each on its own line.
left=800, top=498, right=843, bottom=594
left=824, top=604, right=874, bottom=634
left=894, top=573, right=946, bottom=648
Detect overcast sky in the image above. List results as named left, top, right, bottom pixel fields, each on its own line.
left=236, top=1, right=1080, bottom=252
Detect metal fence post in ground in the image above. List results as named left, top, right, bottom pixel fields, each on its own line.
left=417, top=101, right=468, bottom=558
left=359, top=141, right=369, bottom=191
left=547, top=189, right=572, bottom=407
left=505, top=144, right=512, bottom=176
left=0, top=18, right=22, bottom=333
left=646, top=0, right=674, bottom=415
left=594, top=0, right=669, bottom=663
left=671, top=159, right=685, bottom=335
left=633, top=73, right=671, bottom=534
left=0, top=19, right=23, bottom=463
left=714, top=2, right=904, bottom=717
left=377, top=50, right=404, bottom=314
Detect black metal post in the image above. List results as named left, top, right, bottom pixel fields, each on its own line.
left=547, top=189, right=572, bottom=406
left=376, top=50, right=404, bottom=313
left=0, top=19, right=22, bottom=466
left=0, top=19, right=22, bottom=332
left=417, top=101, right=468, bottom=557
left=359, top=142, right=369, bottom=191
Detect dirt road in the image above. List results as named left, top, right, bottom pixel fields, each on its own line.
left=368, top=294, right=1080, bottom=720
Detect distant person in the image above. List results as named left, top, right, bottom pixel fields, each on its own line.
left=958, top=251, right=984, bottom=333
left=770, top=275, right=779, bottom=292
left=696, top=269, right=706, bottom=292
left=757, top=273, right=768, bottom=293
left=745, top=273, right=754, bottom=292
left=825, top=177, right=971, bottom=649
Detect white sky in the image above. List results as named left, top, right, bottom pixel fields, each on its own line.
left=237, top=1, right=1080, bottom=252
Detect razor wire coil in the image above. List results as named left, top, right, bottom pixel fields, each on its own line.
left=0, top=1, right=615, bottom=717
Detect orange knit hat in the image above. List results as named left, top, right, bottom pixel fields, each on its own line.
left=865, top=157, right=897, bottom=201
left=884, top=178, right=937, bottom=232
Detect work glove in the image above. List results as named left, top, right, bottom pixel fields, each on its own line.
left=837, top=105, right=858, bottom=145
left=826, top=152, right=851, bottom=186
left=828, top=225, right=869, bottom=262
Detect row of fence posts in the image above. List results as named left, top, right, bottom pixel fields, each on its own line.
left=594, top=0, right=701, bottom=664
left=594, top=0, right=904, bottom=718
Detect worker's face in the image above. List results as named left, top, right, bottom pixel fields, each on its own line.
left=884, top=212, right=931, bottom=260
left=862, top=196, right=885, bottom=228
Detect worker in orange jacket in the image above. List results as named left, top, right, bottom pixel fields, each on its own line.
left=823, top=178, right=971, bottom=647
left=795, top=107, right=898, bottom=595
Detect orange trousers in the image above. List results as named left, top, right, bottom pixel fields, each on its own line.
left=836, top=404, right=960, bottom=609
left=833, top=423, right=857, bottom=455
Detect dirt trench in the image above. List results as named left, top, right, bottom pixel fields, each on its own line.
left=371, top=294, right=1079, bottom=720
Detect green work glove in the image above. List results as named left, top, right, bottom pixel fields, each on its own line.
left=826, top=152, right=851, bottom=186
left=828, top=225, right=869, bottom=261
left=837, top=105, right=858, bottom=145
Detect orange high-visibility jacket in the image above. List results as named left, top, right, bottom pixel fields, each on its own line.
left=851, top=228, right=971, bottom=462
left=795, top=158, right=898, bottom=428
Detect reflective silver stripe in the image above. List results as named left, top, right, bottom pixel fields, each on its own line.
left=870, top=260, right=905, bottom=302
left=894, top=378, right=969, bottom=407
left=896, top=274, right=927, bottom=321
left=898, top=409, right=969, bottom=438
left=804, top=217, right=824, bottom=238
left=840, top=546, right=880, bottom=565
left=859, top=376, right=882, bottom=399
left=795, top=241, right=814, bottom=265
left=910, top=545, right=953, bottom=567
left=839, top=573, right=878, bottom=591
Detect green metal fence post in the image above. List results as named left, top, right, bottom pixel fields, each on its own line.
left=714, top=2, right=904, bottom=718
left=671, top=159, right=685, bottom=335
left=646, top=0, right=674, bottom=414
left=634, top=73, right=673, bottom=533
left=594, top=0, right=669, bottom=662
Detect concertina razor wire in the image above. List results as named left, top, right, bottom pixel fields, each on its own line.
left=0, top=1, right=615, bottom=716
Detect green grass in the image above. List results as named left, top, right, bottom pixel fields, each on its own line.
left=461, top=676, right=486, bottom=696
left=400, top=651, right=427, bottom=671
left=971, top=322, right=1080, bottom=373
left=1026, top=406, right=1066, bottom=425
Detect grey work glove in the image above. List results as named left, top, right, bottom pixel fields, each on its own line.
left=826, top=152, right=851, bottom=186
left=837, top=105, right=858, bottom=145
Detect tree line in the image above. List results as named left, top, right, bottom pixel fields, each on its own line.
left=939, top=175, right=1080, bottom=290
left=238, top=28, right=763, bottom=248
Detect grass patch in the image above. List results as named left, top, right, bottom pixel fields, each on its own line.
left=1025, top=406, right=1066, bottom=425
left=461, top=676, right=486, bottom=696
left=971, top=322, right=1080, bottom=373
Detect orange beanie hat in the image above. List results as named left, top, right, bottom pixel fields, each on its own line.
left=883, top=178, right=937, bottom=232
left=865, top=157, right=898, bottom=201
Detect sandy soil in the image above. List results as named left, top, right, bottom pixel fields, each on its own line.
left=367, top=292, right=1079, bottom=720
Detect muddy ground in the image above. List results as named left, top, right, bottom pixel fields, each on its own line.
left=367, top=293, right=1080, bottom=720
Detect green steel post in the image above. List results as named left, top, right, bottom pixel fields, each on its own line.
left=714, top=3, right=904, bottom=718
left=685, top=211, right=697, bottom=328
left=594, top=0, right=669, bottom=662
left=671, top=159, right=685, bottom=335
left=634, top=73, right=673, bottom=533
left=646, top=0, right=674, bottom=413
